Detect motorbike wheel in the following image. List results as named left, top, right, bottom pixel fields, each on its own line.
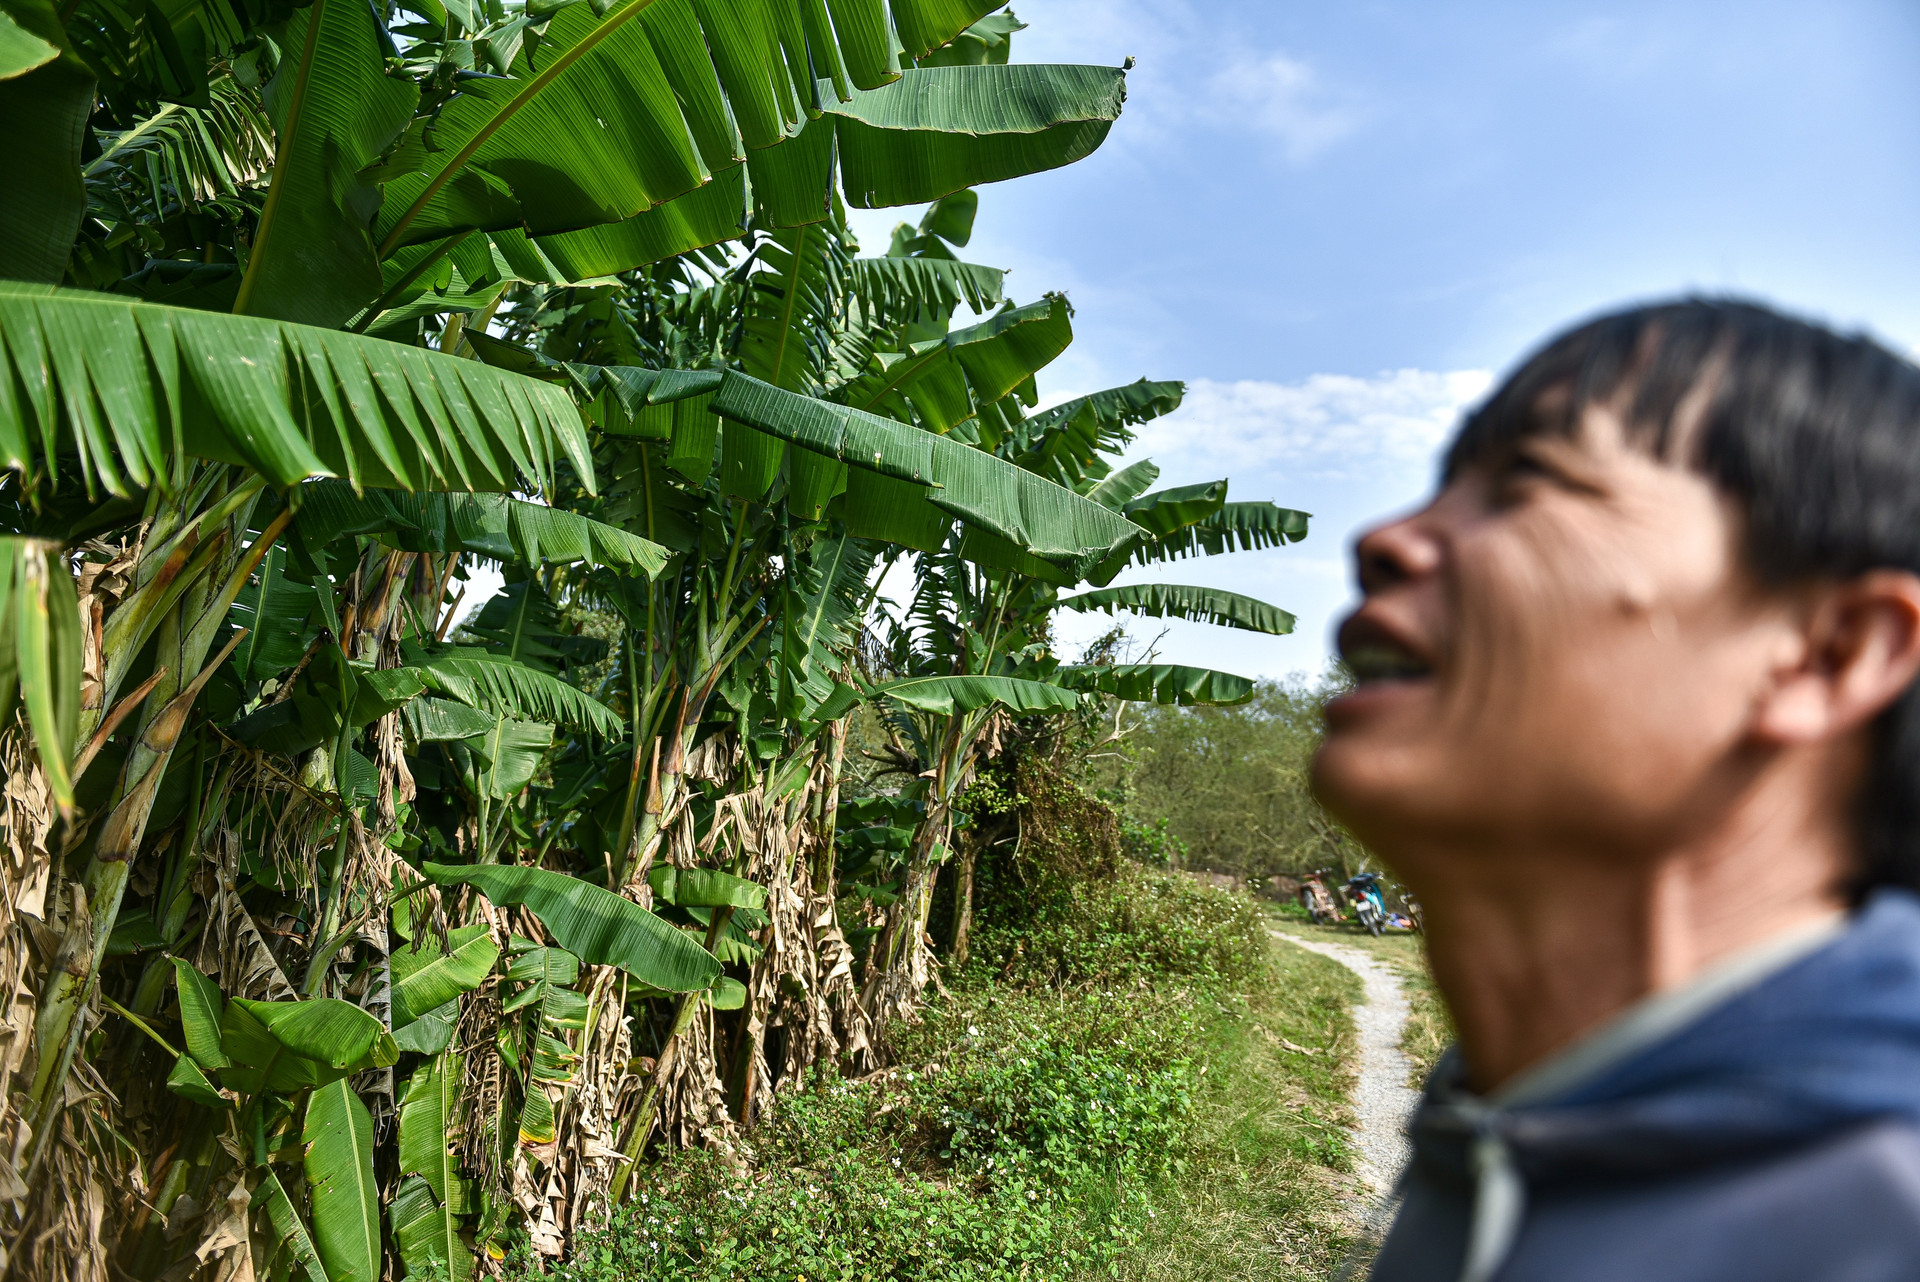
left=1369, top=914, right=1384, bottom=937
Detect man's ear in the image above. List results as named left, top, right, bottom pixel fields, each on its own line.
left=1754, top=570, right=1920, bottom=745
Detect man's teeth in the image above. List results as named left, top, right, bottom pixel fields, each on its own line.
left=1345, top=644, right=1431, bottom=681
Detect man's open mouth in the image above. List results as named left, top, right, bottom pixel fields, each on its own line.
left=1338, top=617, right=1435, bottom=684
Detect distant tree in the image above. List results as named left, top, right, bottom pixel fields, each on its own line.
left=1111, top=672, right=1369, bottom=883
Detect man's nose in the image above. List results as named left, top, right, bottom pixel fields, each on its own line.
left=1354, top=511, right=1444, bottom=594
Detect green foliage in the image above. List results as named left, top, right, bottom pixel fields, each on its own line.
left=1106, top=674, right=1367, bottom=882
left=968, top=860, right=1270, bottom=991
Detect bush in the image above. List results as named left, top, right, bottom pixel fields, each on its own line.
left=541, top=980, right=1208, bottom=1282
left=965, top=862, right=1270, bottom=991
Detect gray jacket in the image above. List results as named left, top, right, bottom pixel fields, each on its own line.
left=1370, top=892, right=1920, bottom=1282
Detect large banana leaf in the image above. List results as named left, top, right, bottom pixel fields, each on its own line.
left=0, top=537, right=81, bottom=812
left=1085, top=459, right=1160, bottom=510
left=170, top=957, right=229, bottom=1068
left=1087, top=500, right=1311, bottom=586
left=228, top=997, right=400, bottom=1070
left=0, top=0, right=90, bottom=284
left=394, top=1053, right=473, bottom=1282
left=502, top=946, right=589, bottom=1028
left=255, top=1170, right=329, bottom=1282
left=827, top=673, right=1079, bottom=718
left=306, top=1078, right=381, bottom=1282
left=825, top=64, right=1125, bottom=208
left=229, top=545, right=321, bottom=682
left=1127, top=501, right=1311, bottom=562
left=1057, top=662, right=1255, bottom=707
left=371, top=4, right=1070, bottom=255
left=459, top=715, right=553, bottom=800
left=1123, top=481, right=1227, bottom=536
left=1007, top=377, right=1185, bottom=486
left=778, top=533, right=875, bottom=716
left=293, top=482, right=667, bottom=576
left=1053, top=583, right=1296, bottom=635
left=532, top=165, right=751, bottom=281
left=232, top=0, right=416, bottom=328
left=1015, top=377, right=1185, bottom=447
left=0, top=285, right=592, bottom=496
left=849, top=255, right=1005, bottom=322
left=409, top=649, right=622, bottom=737
left=391, top=925, right=499, bottom=1028
left=0, top=9, right=56, bottom=78
left=710, top=371, right=1144, bottom=571
left=840, top=294, right=1072, bottom=433
left=648, top=865, right=768, bottom=910
left=423, top=862, right=721, bottom=992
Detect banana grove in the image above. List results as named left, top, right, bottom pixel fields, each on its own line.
left=0, top=0, right=1310, bottom=1276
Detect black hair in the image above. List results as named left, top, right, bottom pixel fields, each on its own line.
left=1446, top=298, right=1920, bottom=900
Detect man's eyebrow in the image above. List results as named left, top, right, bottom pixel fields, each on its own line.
left=1503, top=438, right=1611, bottom=496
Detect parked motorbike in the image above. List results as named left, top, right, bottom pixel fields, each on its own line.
left=1346, top=871, right=1390, bottom=937
left=1299, top=869, right=1342, bottom=924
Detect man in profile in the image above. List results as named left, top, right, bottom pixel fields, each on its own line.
left=1314, top=300, right=1920, bottom=1282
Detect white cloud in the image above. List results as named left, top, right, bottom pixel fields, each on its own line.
left=1204, top=52, right=1364, bottom=161
left=1132, top=368, right=1495, bottom=481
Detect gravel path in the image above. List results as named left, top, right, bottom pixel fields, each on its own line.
left=1271, top=930, right=1421, bottom=1199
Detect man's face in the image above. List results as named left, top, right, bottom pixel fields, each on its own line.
left=1313, top=402, right=1799, bottom=866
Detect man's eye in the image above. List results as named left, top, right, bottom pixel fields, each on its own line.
left=1492, top=453, right=1550, bottom=499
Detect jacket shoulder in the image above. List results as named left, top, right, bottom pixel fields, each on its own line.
left=1499, top=1119, right=1920, bottom=1282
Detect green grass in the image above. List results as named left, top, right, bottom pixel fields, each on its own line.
left=1097, top=938, right=1362, bottom=1281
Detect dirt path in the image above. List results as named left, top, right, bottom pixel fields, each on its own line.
left=1271, top=930, right=1421, bottom=1199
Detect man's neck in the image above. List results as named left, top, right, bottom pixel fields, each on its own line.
left=1410, top=802, right=1852, bottom=1095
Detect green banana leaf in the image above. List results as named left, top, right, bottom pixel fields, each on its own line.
left=0, top=9, right=56, bottom=79
left=394, top=1053, right=474, bottom=1282
left=306, top=1077, right=380, bottom=1282
left=403, top=697, right=498, bottom=744
left=1123, top=481, right=1228, bottom=537
left=392, top=1001, right=459, bottom=1057
left=229, top=545, right=321, bottom=683
left=0, top=537, right=81, bottom=812
left=1085, top=459, right=1161, bottom=510
left=710, top=371, right=1143, bottom=570
left=254, top=1170, right=329, bottom=1282
left=829, top=673, right=1080, bottom=718
left=1052, top=583, right=1297, bottom=635
left=0, top=284, right=592, bottom=497
left=0, top=0, right=90, bottom=284
left=164, top=1054, right=228, bottom=1109
left=849, top=255, right=1005, bottom=322
left=414, top=650, right=622, bottom=738
left=648, top=865, right=768, bottom=910
left=458, top=716, right=553, bottom=800
left=423, top=862, right=721, bottom=992
left=825, top=64, right=1125, bottom=208
left=292, top=483, right=668, bottom=576
left=232, top=0, right=416, bottom=328
left=1123, top=501, right=1311, bottom=563
left=170, top=957, right=229, bottom=1068
left=220, top=996, right=399, bottom=1093
left=1056, top=662, right=1255, bottom=707
left=502, top=946, right=589, bottom=1028
left=391, top=924, right=499, bottom=1028
left=840, top=295, right=1072, bottom=433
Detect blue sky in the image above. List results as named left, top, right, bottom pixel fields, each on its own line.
left=848, top=0, right=1920, bottom=683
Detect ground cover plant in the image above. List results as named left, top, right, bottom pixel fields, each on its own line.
left=0, top=1, right=1325, bottom=1275
left=526, top=831, right=1365, bottom=1282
